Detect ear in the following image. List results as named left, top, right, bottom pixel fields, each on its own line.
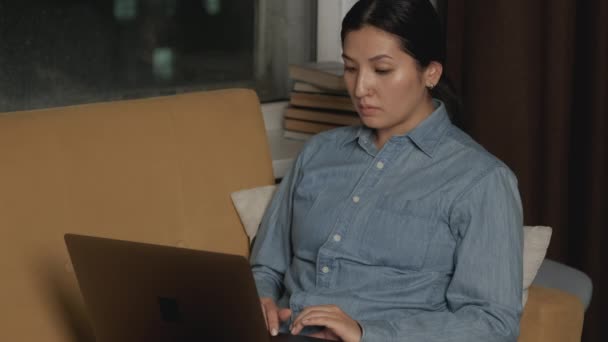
left=424, top=61, right=443, bottom=88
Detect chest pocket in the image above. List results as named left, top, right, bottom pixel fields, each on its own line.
left=358, top=196, right=439, bottom=271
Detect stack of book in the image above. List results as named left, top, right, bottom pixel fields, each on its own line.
left=284, top=61, right=360, bottom=140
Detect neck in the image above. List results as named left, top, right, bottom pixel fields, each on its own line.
left=374, top=98, right=435, bottom=149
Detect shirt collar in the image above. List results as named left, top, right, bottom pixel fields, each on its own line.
left=406, top=99, right=451, bottom=157
left=342, top=99, right=451, bottom=158
left=340, top=126, right=376, bottom=155
left=342, top=126, right=370, bottom=145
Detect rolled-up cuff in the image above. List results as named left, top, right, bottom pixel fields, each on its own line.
left=253, top=276, right=281, bottom=301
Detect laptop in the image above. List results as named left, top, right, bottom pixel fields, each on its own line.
left=65, top=234, right=330, bottom=342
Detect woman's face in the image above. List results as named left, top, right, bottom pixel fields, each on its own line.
left=342, top=25, right=441, bottom=142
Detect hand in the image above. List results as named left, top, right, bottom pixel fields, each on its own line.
left=260, top=297, right=292, bottom=336
left=290, top=304, right=362, bottom=342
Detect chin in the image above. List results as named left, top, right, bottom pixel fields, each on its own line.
left=360, top=116, right=384, bottom=129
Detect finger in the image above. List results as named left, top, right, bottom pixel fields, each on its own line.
left=296, top=304, right=338, bottom=317
left=295, top=316, right=342, bottom=336
left=291, top=312, right=336, bottom=335
left=290, top=309, right=323, bottom=332
left=260, top=304, right=268, bottom=330
left=303, top=316, right=361, bottom=342
left=291, top=305, right=338, bottom=329
left=302, top=315, right=340, bottom=327
left=278, top=308, right=292, bottom=322
left=263, top=303, right=280, bottom=336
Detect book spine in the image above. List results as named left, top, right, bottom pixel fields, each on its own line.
left=284, top=118, right=340, bottom=134
left=293, top=82, right=348, bottom=96
left=285, top=107, right=360, bottom=126
left=289, top=92, right=355, bottom=112
left=282, top=130, right=315, bottom=141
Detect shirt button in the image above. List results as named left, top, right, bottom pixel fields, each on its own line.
left=352, top=196, right=360, bottom=203
left=321, top=266, right=330, bottom=273
left=333, top=234, right=342, bottom=242
left=376, top=161, right=384, bottom=169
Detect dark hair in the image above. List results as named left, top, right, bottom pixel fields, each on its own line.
left=341, top=0, right=461, bottom=121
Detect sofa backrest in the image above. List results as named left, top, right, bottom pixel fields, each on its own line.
left=0, top=89, right=274, bottom=341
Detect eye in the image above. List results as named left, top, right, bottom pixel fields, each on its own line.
left=375, top=69, right=392, bottom=75
left=344, top=66, right=357, bottom=73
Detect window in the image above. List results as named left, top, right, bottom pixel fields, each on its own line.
left=0, top=0, right=317, bottom=112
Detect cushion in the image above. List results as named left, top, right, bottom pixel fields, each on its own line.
left=522, top=225, right=552, bottom=305
left=231, top=185, right=552, bottom=307
left=230, top=185, right=277, bottom=242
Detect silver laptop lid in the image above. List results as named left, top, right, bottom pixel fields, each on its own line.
left=65, top=233, right=269, bottom=342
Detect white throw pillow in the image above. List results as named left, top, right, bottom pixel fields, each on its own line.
left=522, top=225, right=552, bottom=306
left=230, top=185, right=552, bottom=307
left=230, top=185, right=277, bottom=242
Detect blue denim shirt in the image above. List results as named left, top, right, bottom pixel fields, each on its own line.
left=250, top=101, right=523, bottom=341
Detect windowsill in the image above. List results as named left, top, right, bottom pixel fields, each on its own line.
left=261, top=101, right=306, bottom=179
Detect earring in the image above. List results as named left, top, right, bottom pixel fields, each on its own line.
left=427, top=83, right=435, bottom=89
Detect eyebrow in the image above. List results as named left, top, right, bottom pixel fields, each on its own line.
left=342, top=53, right=394, bottom=62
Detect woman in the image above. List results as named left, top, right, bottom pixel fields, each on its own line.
left=251, top=1, right=523, bottom=341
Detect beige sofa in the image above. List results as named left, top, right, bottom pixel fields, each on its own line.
left=0, top=89, right=584, bottom=341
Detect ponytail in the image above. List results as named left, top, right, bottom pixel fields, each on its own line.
left=431, top=76, right=462, bottom=127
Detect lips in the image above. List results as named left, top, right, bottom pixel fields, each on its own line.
left=358, top=104, right=381, bottom=116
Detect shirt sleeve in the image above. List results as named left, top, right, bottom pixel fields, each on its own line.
left=249, top=144, right=306, bottom=302
left=359, top=166, right=524, bottom=342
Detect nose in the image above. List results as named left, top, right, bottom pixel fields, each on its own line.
left=354, top=70, right=372, bottom=98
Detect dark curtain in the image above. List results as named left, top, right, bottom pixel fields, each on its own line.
left=444, top=0, right=607, bottom=341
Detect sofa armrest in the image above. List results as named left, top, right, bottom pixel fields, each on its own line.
left=533, top=258, right=593, bottom=310
left=518, top=285, right=584, bottom=342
